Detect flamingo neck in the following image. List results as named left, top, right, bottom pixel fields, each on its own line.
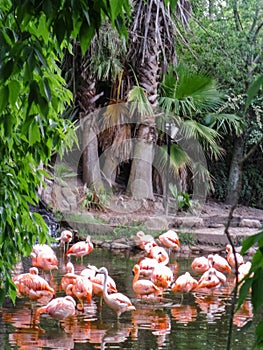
left=133, top=270, right=139, bottom=284
left=102, top=271, right=109, bottom=299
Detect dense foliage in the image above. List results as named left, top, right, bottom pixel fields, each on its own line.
left=0, top=0, right=130, bottom=303
left=180, top=0, right=263, bottom=207
left=0, top=0, right=263, bottom=348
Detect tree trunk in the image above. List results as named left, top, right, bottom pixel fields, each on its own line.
left=126, top=1, right=161, bottom=200
left=225, top=136, right=244, bottom=205
left=101, top=150, right=118, bottom=189
left=82, top=117, right=103, bottom=190
left=127, top=126, right=155, bottom=199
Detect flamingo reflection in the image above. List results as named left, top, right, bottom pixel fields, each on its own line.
left=171, top=304, right=197, bottom=325
left=131, top=306, right=171, bottom=347
left=233, top=300, right=253, bottom=328
left=195, top=294, right=226, bottom=322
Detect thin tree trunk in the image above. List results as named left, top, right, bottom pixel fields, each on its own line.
left=225, top=136, right=244, bottom=205
left=82, top=117, right=103, bottom=190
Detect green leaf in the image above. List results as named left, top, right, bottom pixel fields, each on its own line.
left=27, top=80, right=39, bottom=115
left=245, top=75, right=263, bottom=111
left=79, top=20, right=95, bottom=55
left=38, top=96, right=49, bottom=116
left=54, top=16, right=66, bottom=46
left=241, top=231, right=263, bottom=255
left=0, top=59, right=14, bottom=81
left=251, top=268, right=263, bottom=312
left=8, top=80, right=20, bottom=105
left=43, top=77, right=51, bottom=101
left=38, top=14, right=49, bottom=44
left=4, top=113, right=16, bottom=137
left=34, top=48, right=47, bottom=68
left=0, top=86, right=9, bottom=113
left=237, top=277, right=252, bottom=309
left=109, top=0, right=121, bottom=22
left=28, top=120, right=41, bottom=145
left=256, top=321, right=263, bottom=346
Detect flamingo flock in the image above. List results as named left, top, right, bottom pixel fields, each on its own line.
left=12, top=227, right=253, bottom=327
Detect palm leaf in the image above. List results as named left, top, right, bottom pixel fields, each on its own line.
left=111, top=124, right=132, bottom=161
left=180, top=120, right=222, bottom=159
left=154, top=143, right=191, bottom=179
left=160, top=63, right=223, bottom=116
left=103, top=102, right=130, bottom=128
left=203, top=113, right=243, bottom=135
left=128, top=85, right=153, bottom=120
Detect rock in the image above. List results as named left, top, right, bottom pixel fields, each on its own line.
left=239, top=218, right=261, bottom=228
left=61, top=187, right=78, bottom=210
left=110, top=242, right=131, bottom=250
left=144, top=216, right=169, bottom=231
left=172, top=216, right=205, bottom=228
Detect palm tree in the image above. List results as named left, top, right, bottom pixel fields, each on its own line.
left=157, top=63, right=242, bottom=204
left=125, top=0, right=180, bottom=200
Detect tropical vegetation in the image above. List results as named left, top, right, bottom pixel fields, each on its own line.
left=0, top=0, right=263, bottom=348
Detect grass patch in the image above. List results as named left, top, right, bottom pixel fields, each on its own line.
left=177, top=230, right=196, bottom=245
left=63, top=212, right=108, bottom=225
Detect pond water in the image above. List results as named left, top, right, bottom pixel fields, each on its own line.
left=0, top=247, right=258, bottom=350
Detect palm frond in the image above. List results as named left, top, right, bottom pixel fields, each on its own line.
left=154, top=143, right=191, bottom=179
left=159, top=63, right=223, bottom=116
left=203, top=113, right=243, bottom=135
left=180, top=120, right=222, bottom=159
left=111, top=124, right=132, bottom=161
left=192, top=161, right=214, bottom=192
left=103, top=102, right=130, bottom=128
left=128, top=85, right=153, bottom=120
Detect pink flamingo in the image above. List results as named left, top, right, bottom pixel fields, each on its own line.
left=66, top=276, right=93, bottom=311
left=35, top=295, right=76, bottom=321
left=13, top=267, right=55, bottom=307
left=30, top=244, right=58, bottom=273
left=158, top=230, right=180, bottom=251
left=66, top=235, right=94, bottom=261
left=132, top=264, right=161, bottom=299
left=136, top=231, right=155, bottom=250
left=95, top=267, right=135, bottom=318
left=138, top=257, right=159, bottom=278
left=191, top=256, right=210, bottom=274
left=208, top=254, right=231, bottom=274
left=172, top=272, right=198, bottom=294
left=56, top=229, right=73, bottom=252
left=226, top=244, right=244, bottom=269
left=151, top=264, right=174, bottom=289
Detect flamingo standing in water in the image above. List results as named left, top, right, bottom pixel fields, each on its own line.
left=81, top=265, right=117, bottom=302
left=158, top=230, right=180, bottom=251
left=138, top=257, right=159, bottom=278
left=56, top=229, right=73, bottom=252
left=226, top=244, right=244, bottom=269
left=136, top=231, right=155, bottom=251
left=172, top=272, right=198, bottom=294
left=66, top=276, right=93, bottom=311
left=151, top=264, right=174, bottom=289
left=208, top=254, right=232, bottom=274
left=197, top=267, right=226, bottom=292
left=191, top=256, right=210, bottom=274
left=60, top=262, right=78, bottom=292
left=238, top=261, right=252, bottom=281
left=95, top=267, right=135, bottom=318
left=13, top=267, right=55, bottom=308
left=35, top=295, right=76, bottom=321
left=30, top=244, right=58, bottom=273
left=145, top=243, right=169, bottom=266
left=60, top=262, right=93, bottom=310
left=132, top=264, right=161, bottom=299
left=66, top=235, right=94, bottom=262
